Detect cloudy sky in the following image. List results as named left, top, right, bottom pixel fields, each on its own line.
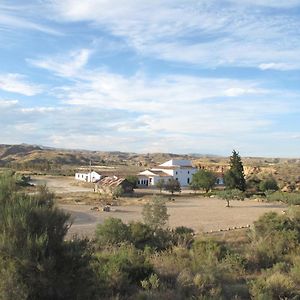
left=0, top=0, right=299, bottom=157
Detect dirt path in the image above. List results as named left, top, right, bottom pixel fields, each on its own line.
left=60, top=197, right=286, bottom=238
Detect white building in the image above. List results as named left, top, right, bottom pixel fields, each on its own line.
left=137, top=159, right=197, bottom=187
left=75, top=171, right=101, bottom=183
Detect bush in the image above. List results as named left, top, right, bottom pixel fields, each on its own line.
left=259, top=177, right=279, bottom=192
left=253, top=212, right=293, bottom=237
left=94, top=245, right=153, bottom=295
left=96, top=218, right=175, bottom=251
left=0, top=173, right=98, bottom=299
left=247, top=211, right=300, bottom=269
left=250, top=269, right=296, bottom=299
left=142, top=197, right=169, bottom=230
left=95, top=218, right=130, bottom=246
left=247, top=231, right=298, bottom=269
left=266, top=191, right=300, bottom=205
left=172, top=227, right=194, bottom=248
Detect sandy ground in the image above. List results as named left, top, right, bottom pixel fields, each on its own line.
left=31, top=176, right=93, bottom=193
left=32, top=175, right=287, bottom=239
left=61, top=197, right=286, bottom=238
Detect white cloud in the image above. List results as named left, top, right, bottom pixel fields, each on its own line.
left=0, top=3, right=62, bottom=35
left=47, top=0, right=300, bottom=69
left=0, top=74, right=42, bottom=96
left=228, top=0, right=300, bottom=8
left=259, top=63, right=295, bottom=71
left=28, top=49, right=92, bottom=78
left=0, top=99, right=18, bottom=107
left=21, top=107, right=60, bottom=113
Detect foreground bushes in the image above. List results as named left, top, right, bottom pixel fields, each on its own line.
left=95, top=217, right=193, bottom=251
left=93, top=245, right=153, bottom=296
left=3, top=171, right=300, bottom=299
left=0, top=172, right=99, bottom=300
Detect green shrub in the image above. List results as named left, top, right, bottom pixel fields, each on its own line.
left=259, top=176, right=279, bottom=192
left=142, top=197, right=169, bottom=229
left=266, top=191, right=300, bottom=205
left=250, top=269, right=296, bottom=300
left=0, top=172, right=98, bottom=299
left=94, top=245, right=153, bottom=295
left=95, top=217, right=130, bottom=246
left=253, top=212, right=293, bottom=237
left=172, top=226, right=194, bottom=248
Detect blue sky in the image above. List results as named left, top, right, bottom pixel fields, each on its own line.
left=0, top=0, right=300, bottom=157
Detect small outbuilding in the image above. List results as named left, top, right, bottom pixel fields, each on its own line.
left=75, top=171, right=101, bottom=183
left=95, top=176, right=134, bottom=195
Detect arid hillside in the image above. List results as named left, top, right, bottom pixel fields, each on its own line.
left=1, top=144, right=299, bottom=188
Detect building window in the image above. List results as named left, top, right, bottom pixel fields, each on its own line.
left=188, top=171, right=189, bottom=174
left=187, top=178, right=190, bottom=184
left=176, top=171, right=178, bottom=175
left=176, top=178, right=178, bottom=181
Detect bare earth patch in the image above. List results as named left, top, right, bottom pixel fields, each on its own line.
left=61, top=196, right=286, bottom=239
left=32, top=175, right=287, bottom=239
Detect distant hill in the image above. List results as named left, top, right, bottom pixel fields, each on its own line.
left=0, top=144, right=199, bottom=169
left=1, top=144, right=299, bottom=190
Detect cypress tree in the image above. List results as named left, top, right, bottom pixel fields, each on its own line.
left=224, top=150, right=246, bottom=191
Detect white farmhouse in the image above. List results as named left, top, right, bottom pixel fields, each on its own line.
left=75, top=171, right=101, bottom=183
left=137, top=159, right=197, bottom=187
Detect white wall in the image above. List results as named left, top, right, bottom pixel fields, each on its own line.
left=173, top=168, right=197, bottom=186
left=151, top=167, right=196, bottom=186
left=75, top=171, right=101, bottom=183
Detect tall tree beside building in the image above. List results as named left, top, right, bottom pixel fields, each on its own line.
left=224, top=150, right=246, bottom=191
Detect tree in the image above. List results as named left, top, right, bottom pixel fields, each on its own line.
left=224, top=150, right=246, bottom=191
left=190, top=169, right=216, bottom=193
left=164, top=178, right=181, bottom=195
left=259, top=176, right=279, bottom=192
left=246, top=175, right=262, bottom=193
left=155, top=179, right=165, bottom=193
left=142, top=197, right=169, bottom=229
left=125, top=175, right=138, bottom=188
left=217, top=189, right=244, bottom=207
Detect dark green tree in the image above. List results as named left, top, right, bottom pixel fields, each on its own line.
left=190, top=169, right=217, bottom=193
left=259, top=176, right=279, bottom=192
left=224, top=150, right=246, bottom=191
left=125, top=175, right=138, bottom=188
left=164, top=178, right=181, bottom=195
